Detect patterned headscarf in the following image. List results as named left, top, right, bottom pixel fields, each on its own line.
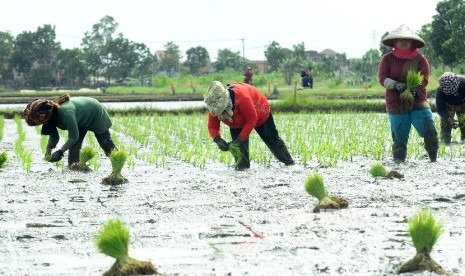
left=439, top=72, right=460, bottom=96
left=23, top=94, right=70, bottom=126
left=203, top=81, right=233, bottom=121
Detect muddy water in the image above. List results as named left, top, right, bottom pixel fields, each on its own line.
left=1, top=118, right=464, bottom=275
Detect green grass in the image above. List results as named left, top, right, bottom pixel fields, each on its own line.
left=0, top=151, right=7, bottom=168
left=304, top=172, right=327, bottom=200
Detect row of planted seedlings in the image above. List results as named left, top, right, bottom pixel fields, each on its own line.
left=13, top=115, right=33, bottom=172
left=112, top=112, right=464, bottom=169
left=0, top=115, right=6, bottom=168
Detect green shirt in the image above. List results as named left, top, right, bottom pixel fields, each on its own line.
left=47, top=97, right=112, bottom=151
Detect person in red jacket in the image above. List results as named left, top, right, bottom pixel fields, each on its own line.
left=204, top=81, right=294, bottom=170
left=378, top=24, right=438, bottom=162
left=243, top=66, right=253, bottom=85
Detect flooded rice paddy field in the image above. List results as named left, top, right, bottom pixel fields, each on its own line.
left=1, top=118, right=465, bottom=276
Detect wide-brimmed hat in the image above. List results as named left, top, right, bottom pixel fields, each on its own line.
left=203, top=81, right=230, bottom=116
left=23, top=99, right=54, bottom=126
left=439, top=72, right=460, bottom=96
left=382, top=24, right=425, bottom=48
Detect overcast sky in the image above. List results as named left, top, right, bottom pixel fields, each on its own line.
left=1, top=0, right=441, bottom=61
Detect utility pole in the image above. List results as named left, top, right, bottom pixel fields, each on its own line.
left=241, top=38, right=245, bottom=60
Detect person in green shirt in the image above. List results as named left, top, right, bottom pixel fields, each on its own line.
left=24, top=94, right=117, bottom=167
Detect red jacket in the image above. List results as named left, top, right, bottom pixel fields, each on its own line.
left=207, top=83, right=270, bottom=141
left=378, top=52, right=430, bottom=113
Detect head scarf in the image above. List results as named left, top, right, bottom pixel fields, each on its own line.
left=23, top=94, right=70, bottom=126
left=203, top=81, right=233, bottom=121
left=439, top=72, right=460, bottom=96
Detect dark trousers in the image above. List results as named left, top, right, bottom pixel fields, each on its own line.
left=68, top=129, right=117, bottom=165
left=229, top=114, right=294, bottom=169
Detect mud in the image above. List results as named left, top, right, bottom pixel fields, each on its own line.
left=1, top=118, right=465, bottom=276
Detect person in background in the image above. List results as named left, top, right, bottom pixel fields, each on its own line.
left=378, top=24, right=438, bottom=162
left=204, top=81, right=294, bottom=170
left=301, top=69, right=310, bottom=88
left=23, top=95, right=117, bottom=167
left=306, top=67, right=313, bottom=88
left=244, top=66, right=253, bottom=85
left=435, top=72, right=465, bottom=143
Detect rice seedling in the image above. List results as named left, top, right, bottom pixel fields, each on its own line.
left=228, top=141, right=245, bottom=170
left=0, top=151, right=7, bottom=168
left=369, top=162, right=387, bottom=177
left=70, top=146, right=97, bottom=172
left=398, top=208, right=446, bottom=274
left=369, top=162, right=404, bottom=179
left=400, top=70, right=424, bottom=110
left=102, top=150, right=129, bottom=185
left=304, top=172, right=348, bottom=213
left=94, top=219, right=158, bottom=275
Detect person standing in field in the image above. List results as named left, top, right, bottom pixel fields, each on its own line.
left=23, top=94, right=117, bottom=167
left=244, top=66, right=253, bottom=85
left=204, top=81, right=294, bottom=170
left=378, top=24, right=438, bottom=162
left=435, top=72, right=465, bottom=143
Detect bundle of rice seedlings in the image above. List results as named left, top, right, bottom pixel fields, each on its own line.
left=228, top=141, right=244, bottom=170
left=0, top=151, right=7, bottom=168
left=102, top=150, right=128, bottom=185
left=398, top=208, right=446, bottom=274
left=70, top=146, right=97, bottom=172
left=400, top=70, right=424, bottom=110
left=304, top=172, right=348, bottom=213
left=369, top=162, right=404, bottom=179
left=369, top=162, right=387, bottom=177
left=94, top=219, right=158, bottom=275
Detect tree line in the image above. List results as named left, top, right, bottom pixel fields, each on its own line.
left=0, top=0, right=463, bottom=90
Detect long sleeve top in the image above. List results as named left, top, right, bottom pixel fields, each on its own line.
left=47, top=97, right=112, bottom=151
left=378, top=52, right=430, bottom=114
left=207, top=83, right=270, bottom=141
left=436, top=76, right=465, bottom=119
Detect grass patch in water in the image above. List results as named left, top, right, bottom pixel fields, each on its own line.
left=304, top=172, right=348, bottom=213
left=102, top=150, right=128, bottom=185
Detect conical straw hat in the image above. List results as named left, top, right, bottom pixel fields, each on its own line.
left=382, top=24, right=425, bottom=48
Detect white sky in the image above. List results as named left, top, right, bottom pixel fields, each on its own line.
left=1, top=0, right=441, bottom=61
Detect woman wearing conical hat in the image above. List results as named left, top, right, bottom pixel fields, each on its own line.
left=378, top=24, right=438, bottom=162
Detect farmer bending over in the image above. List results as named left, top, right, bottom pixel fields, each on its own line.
left=23, top=95, right=117, bottom=167
left=436, top=72, right=465, bottom=143
left=204, top=81, right=294, bottom=170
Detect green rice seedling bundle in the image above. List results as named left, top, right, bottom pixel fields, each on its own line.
left=70, top=146, right=97, bottom=172
left=398, top=208, right=446, bottom=274
left=0, top=151, right=7, bottom=168
left=369, top=162, right=404, bottom=179
left=304, top=172, right=348, bottom=213
left=400, top=70, right=424, bottom=110
left=228, top=141, right=244, bottom=170
left=102, top=150, right=129, bottom=185
left=94, top=219, right=158, bottom=275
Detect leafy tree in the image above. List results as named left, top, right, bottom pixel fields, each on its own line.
left=379, top=32, right=391, bottom=56
left=81, top=15, right=119, bottom=84
left=185, top=46, right=209, bottom=76
left=27, top=65, right=54, bottom=89
left=431, top=0, right=465, bottom=69
left=265, top=41, right=286, bottom=72
left=215, top=48, right=243, bottom=72
left=362, top=49, right=380, bottom=77
left=159, top=41, right=181, bottom=76
left=56, top=48, right=86, bottom=88
left=418, top=24, right=441, bottom=68
left=132, top=43, right=155, bottom=85
left=0, top=31, right=14, bottom=85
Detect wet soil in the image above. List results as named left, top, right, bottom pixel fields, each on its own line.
left=1, top=119, right=465, bottom=275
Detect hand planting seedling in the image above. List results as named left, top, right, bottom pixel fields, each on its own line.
left=369, top=162, right=404, bottom=179
left=398, top=208, right=446, bottom=274
left=94, top=219, right=158, bottom=275
left=0, top=151, right=7, bottom=168
left=70, top=146, right=97, bottom=172
left=228, top=141, right=247, bottom=170
left=102, top=150, right=128, bottom=185
left=304, top=172, right=348, bottom=213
